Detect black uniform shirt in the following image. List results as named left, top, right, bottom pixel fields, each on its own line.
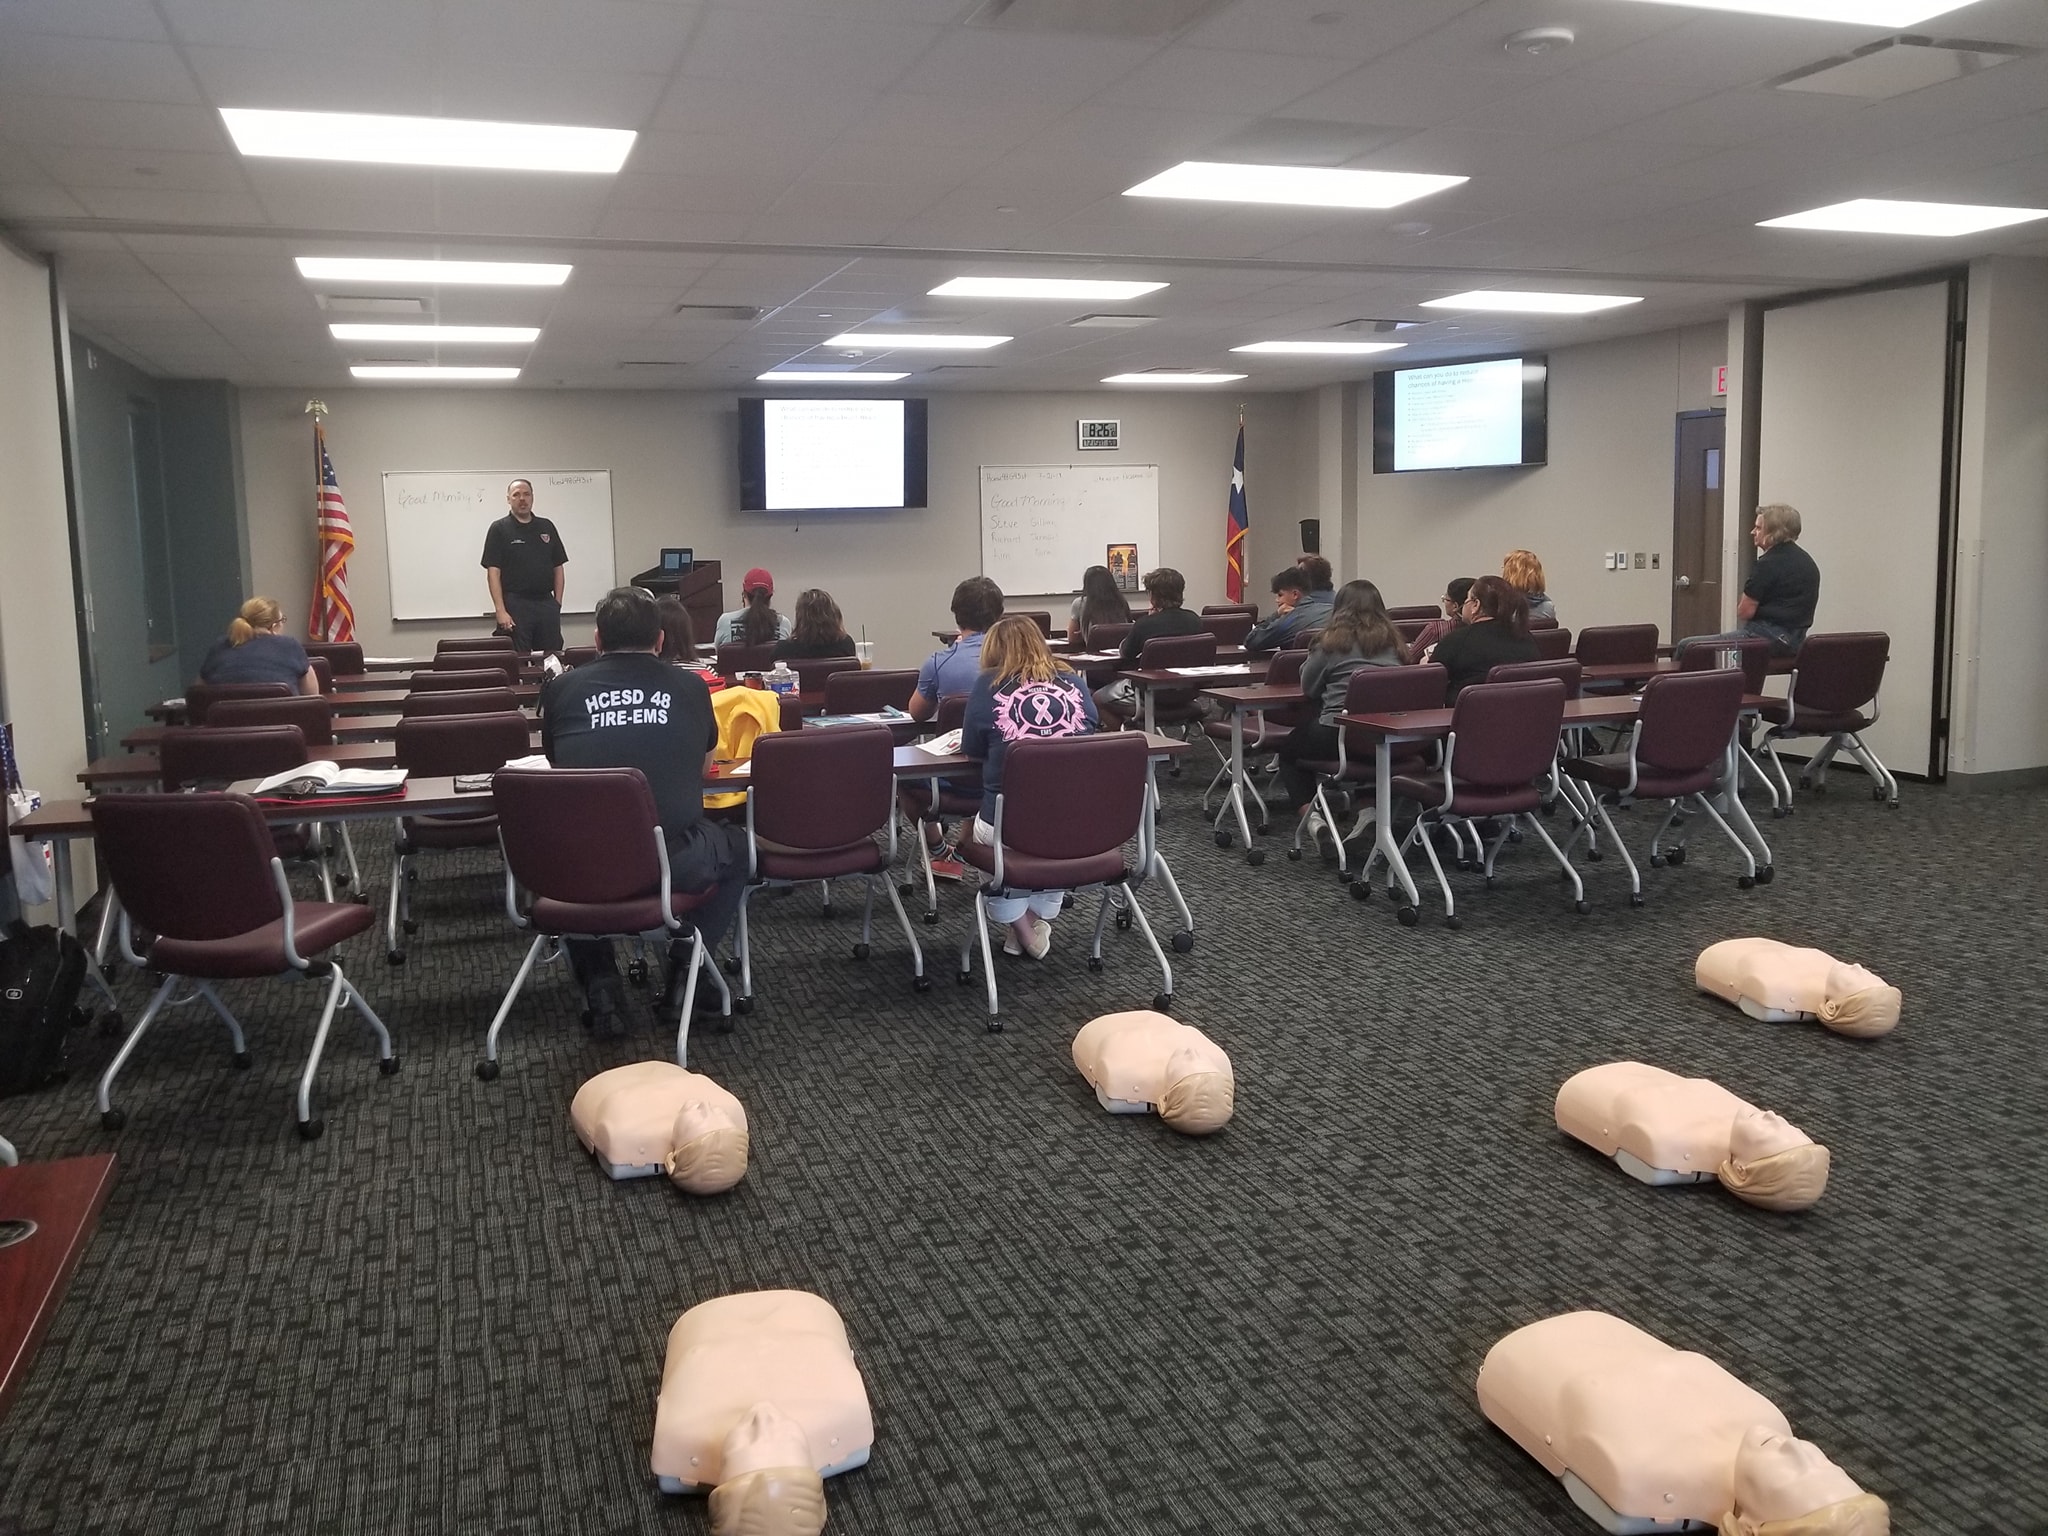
left=541, top=651, right=716, bottom=838
left=1744, top=541, right=1820, bottom=631
left=481, top=513, right=568, bottom=597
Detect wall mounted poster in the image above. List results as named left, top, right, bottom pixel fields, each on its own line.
left=1107, top=543, right=1139, bottom=591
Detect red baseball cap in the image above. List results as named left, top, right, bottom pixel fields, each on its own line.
left=742, top=567, right=774, bottom=596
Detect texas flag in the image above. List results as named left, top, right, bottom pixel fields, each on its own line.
left=1224, top=414, right=1249, bottom=603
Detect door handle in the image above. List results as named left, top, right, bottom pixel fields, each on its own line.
left=1675, top=576, right=1693, bottom=589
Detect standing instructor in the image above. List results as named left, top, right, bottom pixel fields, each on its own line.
left=482, top=477, right=567, bottom=653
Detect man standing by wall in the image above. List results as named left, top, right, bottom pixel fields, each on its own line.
left=482, top=477, right=566, bottom=652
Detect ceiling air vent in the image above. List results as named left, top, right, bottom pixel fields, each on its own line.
left=669, top=303, right=767, bottom=321
left=317, top=294, right=427, bottom=314
left=1770, top=35, right=2029, bottom=99
left=965, top=0, right=1233, bottom=39
left=1070, top=314, right=1158, bottom=329
left=1205, top=118, right=1405, bottom=168
left=618, top=360, right=694, bottom=369
left=1338, top=318, right=1428, bottom=334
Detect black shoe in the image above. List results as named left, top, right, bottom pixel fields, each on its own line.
left=584, top=976, right=629, bottom=1040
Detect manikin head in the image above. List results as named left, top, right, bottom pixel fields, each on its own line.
left=1717, top=1108, right=1830, bottom=1211
left=708, top=1403, right=827, bottom=1536
left=1719, top=1425, right=1887, bottom=1536
left=665, top=1096, right=749, bottom=1195
left=1157, top=1043, right=1235, bottom=1135
left=1818, top=962, right=1901, bottom=1039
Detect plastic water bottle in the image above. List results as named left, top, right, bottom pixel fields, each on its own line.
left=766, top=661, right=798, bottom=697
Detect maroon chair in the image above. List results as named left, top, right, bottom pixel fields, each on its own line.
left=1016, top=610, right=1054, bottom=637
left=1575, top=624, right=1660, bottom=667
left=716, top=642, right=778, bottom=679
left=1394, top=619, right=1432, bottom=650
left=1487, top=658, right=1583, bottom=697
left=823, top=667, right=919, bottom=716
left=1085, top=621, right=1134, bottom=653
left=1528, top=615, right=1560, bottom=631
left=1531, top=626, right=1573, bottom=660
left=1562, top=667, right=1760, bottom=903
left=1131, top=631, right=1219, bottom=748
left=432, top=651, right=520, bottom=684
left=1201, top=604, right=1259, bottom=621
left=1679, top=637, right=1780, bottom=814
left=1757, top=632, right=1897, bottom=809
left=896, top=693, right=983, bottom=924
left=1291, top=663, right=1448, bottom=877
left=954, top=732, right=1170, bottom=1032
left=205, top=694, right=337, bottom=747
left=413, top=667, right=513, bottom=694
left=790, top=655, right=863, bottom=697
left=157, top=723, right=360, bottom=899
left=735, top=724, right=926, bottom=1008
left=1199, top=611, right=1254, bottom=646
left=401, top=687, right=520, bottom=718
left=481, top=767, right=731, bottom=1078
left=384, top=711, right=534, bottom=964
left=1199, top=648, right=1310, bottom=828
left=437, top=636, right=516, bottom=656
left=304, top=640, right=365, bottom=677
left=1388, top=678, right=1583, bottom=927
left=185, top=681, right=292, bottom=725
left=87, top=792, right=395, bottom=1140
left=1387, top=605, right=1441, bottom=623
left=561, top=645, right=599, bottom=668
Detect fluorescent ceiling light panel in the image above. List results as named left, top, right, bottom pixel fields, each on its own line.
left=1101, top=371, right=1247, bottom=385
left=1124, top=161, right=1465, bottom=210
left=329, top=324, right=540, bottom=344
left=350, top=366, right=520, bottom=381
left=1612, top=0, right=1975, bottom=26
left=1231, top=341, right=1407, bottom=355
left=1757, top=198, right=2048, bottom=235
left=297, top=257, right=571, bottom=286
left=824, top=332, right=1010, bottom=349
left=223, top=108, right=634, bottom=173
left=1422, top=290, right=1643, bottom=313
left=756, top=371, right=911, bottom=382
left=928, top=276, right=1168, bottom=300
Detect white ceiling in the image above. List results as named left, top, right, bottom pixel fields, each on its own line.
left=4, top=0, right=2046, bottom=390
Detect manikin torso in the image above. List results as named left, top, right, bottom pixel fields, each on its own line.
left=1071, top=1010, right=1234, bottom=1133
left=1695, top=939, right=1900, bottom=1035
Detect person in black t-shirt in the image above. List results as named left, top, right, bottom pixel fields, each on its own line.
left=481, top=478, right=568, bottom=653
left=541, top=586, right=742, bottom=1036
left=1097, top=566, right=1205, bottom=725
left=1430, top=575, right=1539, bottom=701
left=1738, top=503, right=1820, bottom=655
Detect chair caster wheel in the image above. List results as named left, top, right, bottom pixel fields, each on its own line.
left=1444, top=915, right=1462, bottom=931
left=1171, top=931, right=1194, bottom=954
left=722, top=956, right=742, bottom=975
left=1287, top=848, right=1302, bottom=861
left=379, top=1056, right=401, bottom=1076
left=897, top=881, right=916, bottom=896
left=1152, top=992, right=1173, bottom=1012
left=1738, top=874, right=1755, bottom=889
left=1628, top=893, right=1645, bottom=908
left=922, top=911, right=940, bottom=926
left=1086, top=956, right=1103, bottom=972
left=627, top=959, right=648, bottom=984
left=1115, top=912, right=1132, bottom=931
left=913, top=975, right=932, bottom=993
left=1587, top=849, right=1604, bottom=863
left=100, top=1108, right=126, bottom=1132
left=819, top=904, right=835, bottom=920
left=1756, top=865, right=1775, bottom=884
left=1573, top=900, right=1591, bottom=915
left=297, top=1118, right=325, bottom=1142
left=1246, top=849, right=1265, bottom=867
left=1350, top=882, right=1371, bottom=901
left=986, top=1016, right=1004, bottom=1033
left=404, top=868, right=418, bottom=883
left=231, top=1049, right=252, bottom=1070
left=1487, top=876, right=1499, bottom=890
left=387, top=950, right=406, bottom=965
left=1886, top=800, right=1900, bottom=812
left=475, top=1059, right=500, bottom=1082
left=852, top=942, right=871, bottom=960
left=735, top=997, right=755, bottom=1015
left=1771, top=807, right=1789, bottom=819
left=1649, top=854, right=1666, bottom=869
left=97, top=1010, right=124, bottom=1036
left=1061, top=894, right=1074, bottom=910
left=1214, top=831, right=1232, bottom=848
left=1666, top=847, right=1686, bottom=866
left=957, top=970, right=973, bottom=987
left=401, top=919, right=419, bottom=935
left=1395, top=906, right=1419, bottom=928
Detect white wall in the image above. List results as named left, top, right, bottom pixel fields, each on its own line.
left=238, top=388, right=1305, bottom=671
left=1346, top=324, right=1725, bottom=627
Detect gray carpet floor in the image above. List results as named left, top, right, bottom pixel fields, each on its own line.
left=0, top=765, right=2041, bottom=1536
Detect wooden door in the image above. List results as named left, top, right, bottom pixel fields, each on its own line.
left=1670, top=411, right=1726, bottom=641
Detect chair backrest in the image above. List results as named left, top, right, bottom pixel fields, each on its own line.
left=433, top=650, right=520, bottom=683
left=1487, top=658, right=1583, bottom=699
left=438, top=636, right=516, bottom=656
left=1678, top=635, right=1770, bottom=694
left=752, top=724, right=894, bottom=849
left=1791, top=632, right=1890, bottom=716
left=1267, top=649, right=1308, bottom=691
left=1199, top=611, right=1253, bottom=646
left=1447, top=679, right=1568, bottom=789
left=1086, top=621, right=1134, bottom=652
left=306, top=655, right=334, bottom=695
left=1386, top=605, right=1441, bottom=622
left=790, top=655, right=863, bottom=695
left=1137, top=632, right=1218, bottom=670
left=1528, top=615, right=1560, bottom=631
left=158, top=724, right=308, bottom=792
left=185, top=680, right=292, bottom=725
left=1015, top=610, right=1054, bottom=637
left=414, top=667, right=514, bottom=694
left=204, top=694, right=336, bottom=746
left=394, top=711, right=534, bottom=777
left=90, top=793, right=284, bottom=942
left=402, top=687, right=519, bottom=718
left=824, top=667, right=919, bottom=715
left=493, top=767, right=662, bottom=904
left=1635, top=667, right=1744, bottom=775
left=1200, top=604, right=1259, bottom=620
left=304, top=640, right=365, bottom=676
left=1394, top=619, right=1431, bottom=649
left=716, top=642, right=778, bottom=679
left=1339, top=663, right=1451, bottom=753
left=1531, top=626, right=1573, bottom=660
left=935, top=693, right=970, bottom=731
left=1575, top=624, right=1659, bottom=666
left=562, top=645, right=599, bottom=668
left=999, top=732, right=1148, bottom=861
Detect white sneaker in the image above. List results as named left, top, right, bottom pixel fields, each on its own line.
left=1301, top=808, right=1328, bottom=848
left=1020, top=917, right=1052, bottom=960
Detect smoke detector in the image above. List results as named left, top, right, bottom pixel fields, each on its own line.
left=1504, top=26, right=1574, bottom=55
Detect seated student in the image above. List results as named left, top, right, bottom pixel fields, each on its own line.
left=1503, top=549, right=1556, bottom=624
left=961, top=614, right=1098, bottom=961
left=713, top=568, right=792, bottom=646
left=198, top=597, right=318, bottom=694
left=1096, top=566, right=1205, bottom=725
left=542, top=586, right=745, bottom=1039
left=1431, top=574, right=1538, bottom=701
left=908, top=575, right=1005, bottom=879
left=1069, top=563, right=1132, bottom=643
left=1274, top=581, right=1407, bottom=838
left=655, top=594, right=697, bottom=663
left=770, top=588, right=857, bottom=661
left=1411, top=577, right=1475, bottom=657
left=1245, top=565, right=1335, bottom=654
left=1299, top=553, right=1335, bottom=594
left=1739, top=502, right=1819, bottom=655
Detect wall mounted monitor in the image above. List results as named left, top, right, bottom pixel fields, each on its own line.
left=1371, top=355, right=1548, bottom=473
left=738, top=397, right=930, bottom=511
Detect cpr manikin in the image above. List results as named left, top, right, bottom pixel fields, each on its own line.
left=1071, top=1010, right=1235, bottom=1135
left=1555, top=1063, right=1830, bottom=1212
left=569, top=1062, right=749, bottom=1192
left=1477, top=1311, right=1888, bottom=1536
left=1695, top=939, right=1900, bottom=1039
left=651, top=1290, right=874, bottom=1536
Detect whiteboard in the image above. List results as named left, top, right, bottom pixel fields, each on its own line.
left=979, top=463, right=1160, bottom=597
left=382, top=470, right=618, bottom=621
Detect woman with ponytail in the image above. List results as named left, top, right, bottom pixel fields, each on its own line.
left=713, top=568, right=792, bottom=646
left=197, top=597, right=318, bottom=693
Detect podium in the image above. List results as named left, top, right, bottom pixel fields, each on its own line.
left=631, top=558, right=724, bottom=644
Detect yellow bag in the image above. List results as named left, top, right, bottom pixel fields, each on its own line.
left=704, top=686, right=781, bottom=810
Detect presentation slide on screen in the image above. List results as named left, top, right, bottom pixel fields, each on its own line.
left=1393, top=358, right=1524, bottom=470
left=764, top=398, right=905, bottom=510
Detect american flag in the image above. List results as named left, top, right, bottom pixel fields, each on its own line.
left=1224, top=413, right=1249, bottom=604
left=309, top=421, right=356, bottom=642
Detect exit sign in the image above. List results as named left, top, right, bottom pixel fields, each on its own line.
left=1713, top=365, right=1728, bottom=397
left=1078, top=419, right=1120, bottom=450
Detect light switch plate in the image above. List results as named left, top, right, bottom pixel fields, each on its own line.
left=1634, top=552, right=1645, bottom=568
left=1651, top=552, right=1661, bottom=569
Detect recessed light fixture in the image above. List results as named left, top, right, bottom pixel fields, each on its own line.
left=929, top=276, right=1168, bottom=300
left=1757, top=197, right=2048, bottom=236
left=1613, top=0, right=1973, bottom=24
left=1124, top=161, right=1465, bottom=210
left=1101, top=371, right=1248, bottom=385
left=350, top=365, right=520, bottom=381
left=1231, top=340, right=1407, bottom=355
left=1422, top=290, right=1643, bottom=313
left=823, top=332, right=1010, bottom=349
left=223, top=108, right=634, bottom=174
left=756, top=371, right=911, bottom=382
left=329, top=324, right=540, bottom=343
left=296, top=257, right=572, bottom=286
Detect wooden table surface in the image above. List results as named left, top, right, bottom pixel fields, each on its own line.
left=0, top=1154, right=117, bottom=1424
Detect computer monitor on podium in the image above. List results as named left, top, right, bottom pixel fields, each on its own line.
left=661, top=548, right=694, bottom=574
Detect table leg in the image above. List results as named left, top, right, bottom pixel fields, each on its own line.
left=1373, top=739, right=1420, bottom=913
left=1226, top=708, right=1256, bottom=858
left=52, top=835, right=77, bottom=937
left=1142, top=683, right=1156, bottom=735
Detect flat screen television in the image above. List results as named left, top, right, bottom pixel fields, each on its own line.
left=1371, top=355, right=1547, bottom=473
left=738, top=397, right=929, bottom=511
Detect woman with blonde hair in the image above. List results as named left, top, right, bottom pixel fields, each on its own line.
left=960, top=614, right=1098, bottom=960
left=196, top=597, right=318, bottom=693
left=1502, top=549, right=1555, bottom=623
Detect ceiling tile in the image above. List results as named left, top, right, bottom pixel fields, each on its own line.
left=0, top=36, right=202, bottom=104
left=891, top=30, right=1162, bottom=107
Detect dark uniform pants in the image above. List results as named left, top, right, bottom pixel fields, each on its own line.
left=503, top=591, right=564, bottom=654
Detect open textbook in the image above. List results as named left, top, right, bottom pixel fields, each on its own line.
left=252, top=762, right=408, bottom=799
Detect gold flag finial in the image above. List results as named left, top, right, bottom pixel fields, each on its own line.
left=304, top=399, right=328, bottom=418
